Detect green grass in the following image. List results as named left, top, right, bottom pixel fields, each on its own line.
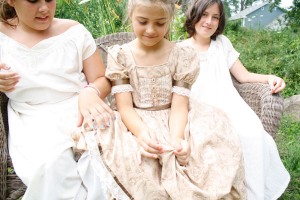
left=276, top=115, right=300, bottom=199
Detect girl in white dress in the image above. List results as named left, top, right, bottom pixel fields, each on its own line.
left=0, top=0, right=113, bottom=199
left=180, top=0, right=290, bottom=199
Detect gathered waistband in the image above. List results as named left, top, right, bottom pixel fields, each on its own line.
left=134, top=103, right=171, bottom=111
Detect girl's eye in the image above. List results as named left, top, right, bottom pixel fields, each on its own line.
left=157, top=23, right=166, bottom=27
left=138, top=21, right=147, bottom=25
left=202, top=13, right=207, bottom=17
left=27, top=0, right=53, bottom=3
left=27, top=0, right=38, bottom=3
left=213, top=16, right=220, bottom=20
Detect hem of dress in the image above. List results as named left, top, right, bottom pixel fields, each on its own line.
left=270, top=176, right=291, bottom=200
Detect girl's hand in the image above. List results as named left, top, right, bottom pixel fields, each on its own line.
left=172, top=138, right=190, bottom=166
left=0, top=63, right=20, bottom=92
left=268, top=75, right=286, bottom=94
left=136, top=128, right=163, bottom=163
left=78, top=87, right=114, bottom=129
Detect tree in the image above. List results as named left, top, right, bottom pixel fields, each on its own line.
left=286, top=0, right=300, bottom=31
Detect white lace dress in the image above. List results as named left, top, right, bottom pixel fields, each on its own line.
left=0, top=24, right=106, bottom=200
left=180, top=35, right=290, bottom=200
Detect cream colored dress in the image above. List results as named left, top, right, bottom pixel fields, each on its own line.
left=74, top=43, right=246, bottom=200
left=0, top=24, right=106, bottom=200
left=180, top=35, right=290, bottom=200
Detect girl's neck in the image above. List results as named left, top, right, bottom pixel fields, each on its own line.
left=131, top=38, right=174, bottom=66
left=190, top=35, right=211, bottom=52
left=135, top=38, right=166, bottom=53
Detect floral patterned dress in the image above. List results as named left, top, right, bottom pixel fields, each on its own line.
left=74, top=43, right=246, bottom=200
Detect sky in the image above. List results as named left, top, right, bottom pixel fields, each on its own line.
left=279, top=0, right=293, bottom=9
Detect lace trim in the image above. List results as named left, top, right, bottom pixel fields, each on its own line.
left=172, top=86, right=190, bottom=97
left=111, top=84, right=133, bottom=95
left=85, top=131, right=131, bottom=200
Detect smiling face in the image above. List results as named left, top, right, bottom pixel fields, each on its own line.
left=131, top=4, right=170, bottom=47
left=194, top=3, right=220, bottom=41
left=7, top=0, right=56, bottom=32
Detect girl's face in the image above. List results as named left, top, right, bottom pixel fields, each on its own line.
left=131, top=4, right=170, bottom=47
left=194, top=3, right=220, bottom=40
left=7, top=0, right=56, bottom=32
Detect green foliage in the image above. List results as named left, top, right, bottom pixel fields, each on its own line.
left=170, top=9, right=188, bottom=41
left=224, top=26, right=300, bottom=97
left=286, top=0, right=300, bottom=32
left=276, top=115, right=300, bottom=200
left=55, top=0, right=128, bottom=38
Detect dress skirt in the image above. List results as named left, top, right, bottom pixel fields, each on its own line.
left=73, top=101, right=246, bottom=200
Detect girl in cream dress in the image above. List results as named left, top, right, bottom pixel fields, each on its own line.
left=0, top=0, right=113, bottom=199
left=180, top=0, right=290, bottom=199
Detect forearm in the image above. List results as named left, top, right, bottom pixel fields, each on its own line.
left=119, top=107, right=146, bottom=137
left=231, top=59, right=275, bottom=84
left=241, top=72, right=273, bottom=84
left=115, top=93, right=145, bottom=137
left=169, top=94, right=189, bottom=139
left=91, top=76, right=111, bottom=99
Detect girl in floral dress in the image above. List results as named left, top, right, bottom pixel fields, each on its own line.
left=73, top=0, right=246, bottom=199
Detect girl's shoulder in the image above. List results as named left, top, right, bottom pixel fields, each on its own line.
left=51, top=18, right=81, bottom=35
left=215, top=35, right=233, bottom=46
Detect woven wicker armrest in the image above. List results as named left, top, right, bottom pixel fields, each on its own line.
left=0, top=92, right=9, bottom=200
left=95, top=32, right=136, bottom=67
left=232, top=77, right=284, bottom=139
left=0, top=92, right=26, bottom=200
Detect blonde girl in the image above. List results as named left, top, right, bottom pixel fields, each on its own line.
left=73, top=0, right=246, bottom=199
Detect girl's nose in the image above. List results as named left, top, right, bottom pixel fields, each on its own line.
left=146, top=24, right=155, bottom=34
left=39, top=1, right=50, bottom=13
left=205, top=17, right=212, bottom=25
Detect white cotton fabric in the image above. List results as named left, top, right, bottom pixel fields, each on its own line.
left=182, top=35, right=290, bottom=200
left=0, top=24, right=106, bottom=199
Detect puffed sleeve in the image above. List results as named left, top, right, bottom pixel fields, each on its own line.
left=105, top=45, right=133, bottom=94
left=172, top=45, right=200, bottom=97
left=217, top=35, right=240, bottom=69
left=81, top=25, right=97, bottom=60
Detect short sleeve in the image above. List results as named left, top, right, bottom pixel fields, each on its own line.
left=80, top=24, right=97, bottom=60
left=217, top=35, right=240, bottom=69
left=105, top=45, right=129, bottom=82
left=172, top=45, right=200, bottom=88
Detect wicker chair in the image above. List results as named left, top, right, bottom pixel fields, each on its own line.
left=0, top=32, right=284, bottom=199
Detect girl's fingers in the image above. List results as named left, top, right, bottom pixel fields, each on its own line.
left=141, top=140, right=162, bottom=154
left=0, top=72, right=20, bottom=81
left=140, top=147, right=158, bottom=159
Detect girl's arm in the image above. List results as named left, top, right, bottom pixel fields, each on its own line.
left=230, top=59, right=285, bottom=93
left=79, top=49, right=114, bottom=128
left=169, top=93, right=188, bottom=139
left=115, top=92, right=163, bottom=159
left=169, top=93, right=190, bottom=165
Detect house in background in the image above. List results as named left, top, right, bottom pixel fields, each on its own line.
left=229, top=2, right=287, bottom=30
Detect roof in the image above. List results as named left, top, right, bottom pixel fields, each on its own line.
left=229, top=2, right=268, bottom=20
